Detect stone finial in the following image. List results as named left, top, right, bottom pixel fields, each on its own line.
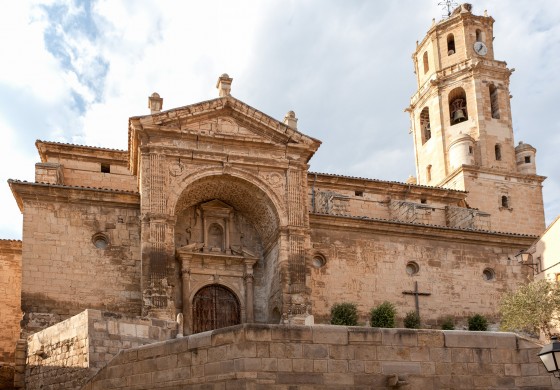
left=148, top=92, right=163, bottom=114
left=216, top=73, right=233, bottom=97
left=283, top=110, right=298, bottom=129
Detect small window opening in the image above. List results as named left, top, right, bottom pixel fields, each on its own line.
left=483, top=268, right=495, bottom=281
left=489, top=84, right=500, bottom=119
left=420, top=198, right=427, bottom=204
left=426, top=165, right=432, bottom=182
left=476, top=29, right=484, bottom=43
left=355, top=190, right=364, bottom=197
left=312, top=254, right=326, bottom=269
left=92, top=233, right=109, bottom=249
left=101, top=163, right=111, bottom=173
left=406, top=261, right=420, bottom=276
left=501, top=195, right=509, bottom=208
left=468, top=146, right=473, bottom=155
left=524, top=156, right=531, bottom=163
left=422, top=51, right=429, bottom=74
left=447, top=34, right=456, bottom=55
left=420, top=107, right=431, bottom=144
left=449, top=87, right=468, bottom=125
left=495, top=144, right=502, bottom=161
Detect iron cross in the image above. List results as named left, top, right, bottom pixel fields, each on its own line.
left=402, top=281, right=431, bottom=316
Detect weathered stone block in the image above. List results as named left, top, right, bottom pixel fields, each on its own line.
left=276, top=372, right=323, bottom=385
left=312, top=326, right=348, bottom=345
left=227, top=342, right=257, bottom=359
left=348, top=327, right=382, bottom=345
left=381, top=361, right=421, bottom=374
left=271, top=326, right=312, bottom=342
left=277, top=358, right=292, bottom=372
left=382, top=329, right=418, bottom=347
left=302, top=344, right=328, bottom=359
left=189, top=331, right=212, bottom=350
left=327, top=359, right=349, bottom=373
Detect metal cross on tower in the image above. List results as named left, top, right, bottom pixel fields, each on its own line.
left=402, top=281, right=431, bottom=317
left=438, top=0, right=458, bottom=17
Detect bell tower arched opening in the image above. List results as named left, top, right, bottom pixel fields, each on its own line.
left=449, top=87, right=468, bottom=125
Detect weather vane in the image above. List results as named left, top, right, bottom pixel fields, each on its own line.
left=438, top=0, right=458, bottom=18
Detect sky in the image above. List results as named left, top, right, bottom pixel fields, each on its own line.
left=0, top=0, right=559, bottom=239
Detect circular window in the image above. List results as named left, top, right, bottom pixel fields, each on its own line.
left=406, top=261, right=419, bottom=276
left=312, top=255, right=326, bottom=268
left=92, top=233, right=109, bottom=249
left=483, top=268, right=495, bottom=281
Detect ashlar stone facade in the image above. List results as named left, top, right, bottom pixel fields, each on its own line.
left=0, top=4, right=551, bottom=389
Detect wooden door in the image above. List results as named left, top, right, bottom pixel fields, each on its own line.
left=192, top=284, right=240, bottom=333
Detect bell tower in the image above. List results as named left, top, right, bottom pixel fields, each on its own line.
left=407, top=3, right=546, bottom=235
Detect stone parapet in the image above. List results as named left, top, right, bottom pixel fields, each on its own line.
left=24, top=309, right=178, bottom=390
left=81, top=324, right=556, bottom=389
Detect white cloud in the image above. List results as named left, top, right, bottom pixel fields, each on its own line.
left=1, top=0, right=560, bottom=238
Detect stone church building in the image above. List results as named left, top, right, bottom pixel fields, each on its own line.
left=0, top=4, right=552, bottom=389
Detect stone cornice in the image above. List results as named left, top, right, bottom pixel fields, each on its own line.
left=8, top=180, right=140, bottom=212
left=439, top=165, right=547, bottom=187
left=36, top=140, right=129, bottom=165
left=309, top=212, right=536, bottom=247
left=0, top=239, right=22, bottom=254
left=128, top=96, right=322, bottom=173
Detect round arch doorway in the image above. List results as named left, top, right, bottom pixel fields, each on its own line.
left=192, top=284, right=241, bottom=333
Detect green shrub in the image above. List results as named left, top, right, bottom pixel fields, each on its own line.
left=330, top=303, right=358, bottom=326
left=468, top=314, right=488, bottom=331
left=370, top=301, right=396, bottom=328
left=404, top=311, right=421, bottom=329
left=440, top=316, right=455, bottom=330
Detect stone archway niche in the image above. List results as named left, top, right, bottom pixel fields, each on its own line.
left=174, top=174, right=282, bottom=335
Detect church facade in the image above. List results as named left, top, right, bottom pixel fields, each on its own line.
left=0, top=4, right=548, bottom=389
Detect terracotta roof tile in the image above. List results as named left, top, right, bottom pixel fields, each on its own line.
left=8, top=180, right=139, bottom=195
left=308, top=171, right=466, bottom=193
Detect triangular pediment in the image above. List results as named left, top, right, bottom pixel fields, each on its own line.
left=200, top=199, right=233, bottom=211
left=129, top=96, right=321, bottom=149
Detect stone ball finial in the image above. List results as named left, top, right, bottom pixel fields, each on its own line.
left=151, top=92, right=160, bottom=98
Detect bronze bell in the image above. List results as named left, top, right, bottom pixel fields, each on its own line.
left=452, top=109, right=466, bottom=123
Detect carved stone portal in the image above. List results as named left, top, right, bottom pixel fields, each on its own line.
left=176, top=199, right=259, bottom=335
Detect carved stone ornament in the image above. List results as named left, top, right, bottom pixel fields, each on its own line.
left=264, top=172, right=284, bottom=188
left=169, top=161, right=185, bottom=177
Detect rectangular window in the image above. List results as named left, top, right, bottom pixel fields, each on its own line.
left=101, top=163, right=111, bottom=173
left=524, top=156, right=531, bottom=163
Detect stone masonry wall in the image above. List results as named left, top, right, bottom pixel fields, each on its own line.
left=25, top=309, right=178, bottom=390
left=0, top=239, right=22, bottom=389
left=81, top=324, right=558, bottom=389
left=309, top=215, right=532, bottom=327
left=21, top=199, right=141, bottom=333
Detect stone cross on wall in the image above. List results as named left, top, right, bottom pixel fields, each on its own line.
left=402, top=281, right=431, bottom=316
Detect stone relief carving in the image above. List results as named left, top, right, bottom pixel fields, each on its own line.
left=262, top=172, right=284, bottom=189
left=182, top=117, right=256, bottom=138
left=169, top=161, right=185, bottom=177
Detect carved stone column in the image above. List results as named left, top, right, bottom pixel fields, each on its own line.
left=180, top=255, right=192, bottom=335
left=244, top=258, right=255, bottom=323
